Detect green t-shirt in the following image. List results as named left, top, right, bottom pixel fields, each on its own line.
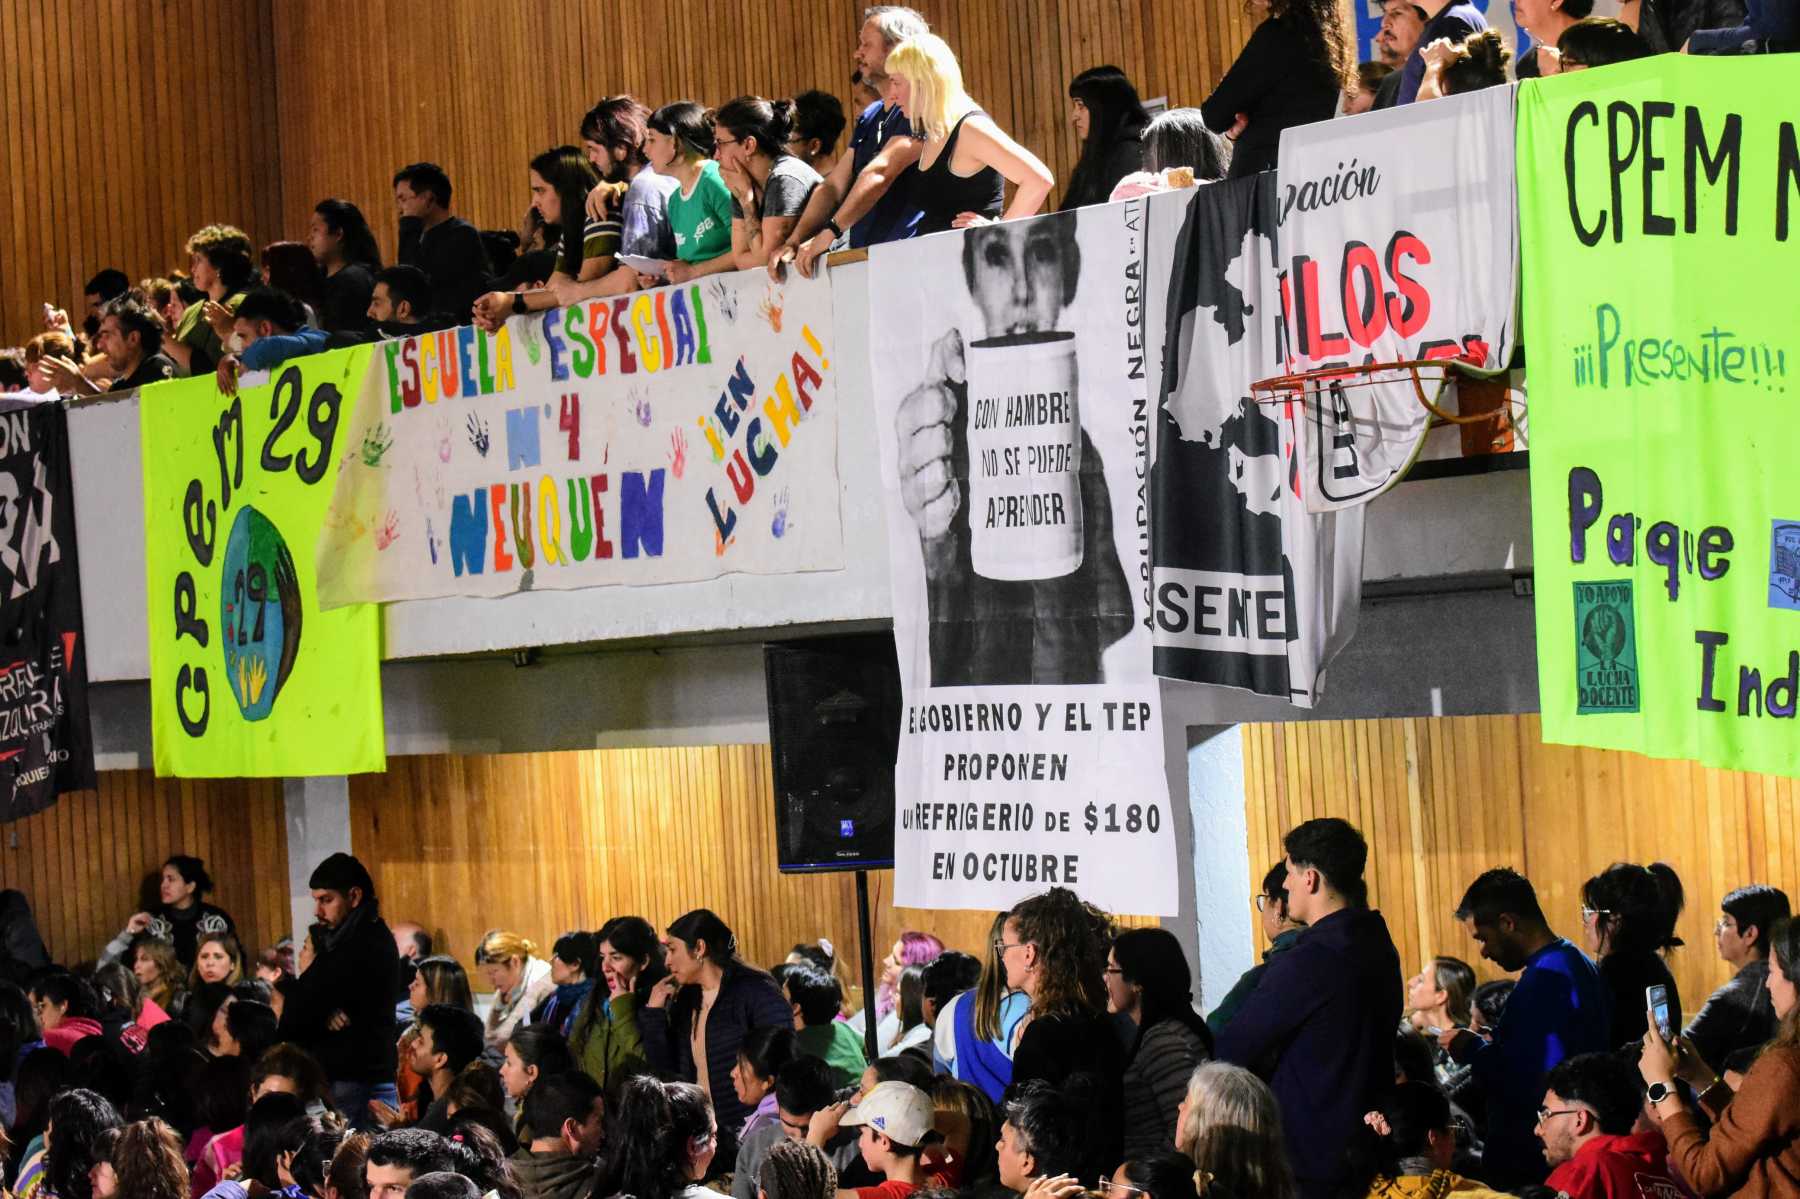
left=667, top=160, right=734, bottom=264
left=795, top=1019, right=869, bottom=1090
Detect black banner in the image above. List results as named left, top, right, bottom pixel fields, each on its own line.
left=0, top=402, right=94, bottom=820
left=1148, top=176, right=1363, bottom=707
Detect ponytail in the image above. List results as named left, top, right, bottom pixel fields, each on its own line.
left=712, top=96, right=796, bottom=159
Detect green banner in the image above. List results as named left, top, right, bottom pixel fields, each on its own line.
left=142, top=348, right=386, bottom=777
left=1522, top=57, right=1800, bottom=777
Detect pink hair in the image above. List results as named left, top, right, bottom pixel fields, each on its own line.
left=878, top=931, right=945, bottom=1017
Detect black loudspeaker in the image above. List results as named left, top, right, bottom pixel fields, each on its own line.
left=764, top=633, right=901, bottom=873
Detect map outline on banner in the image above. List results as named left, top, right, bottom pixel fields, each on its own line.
left=317, top=272, right=843, bottom=609
left=1147, top=177, right=1364, bottom=709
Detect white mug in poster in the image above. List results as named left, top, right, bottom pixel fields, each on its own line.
left=869, top=204, right=1178, bottom=917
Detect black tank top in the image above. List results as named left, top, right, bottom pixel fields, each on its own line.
left=915, top=111, right=1006, bottom=236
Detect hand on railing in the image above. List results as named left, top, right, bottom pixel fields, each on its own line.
left=794, top=229, right=834, bottom=280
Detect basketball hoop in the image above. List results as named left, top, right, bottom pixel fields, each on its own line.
left=1251, top=359, right=1520, bottom=427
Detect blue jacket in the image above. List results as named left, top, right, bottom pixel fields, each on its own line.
left=1690, top=0, right=1798, bottom=51
left=241, top=326, right=330, bottom=371
left=1451, top=938, right=1609, bottom=1188
left=1215, top=907, right=1402, bottom=1199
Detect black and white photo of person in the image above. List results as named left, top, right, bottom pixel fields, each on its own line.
left=892, top=209, right=1131, bottom=687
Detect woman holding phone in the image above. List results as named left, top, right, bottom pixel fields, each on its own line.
left=1640, top=917, right=1800, bottom=1195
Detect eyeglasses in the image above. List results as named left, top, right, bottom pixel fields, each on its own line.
left=1096, top=1180, right=1149, bottom=1199
left=1254, top=894, right=1278, bottom=912
left=1101, top=966, right=1124, bottom=977
left=714, top=136, right=742, bottom=149
left=1579, top=907, right=1613, bottom=923
left=1715, top=916, right=1737, bottom=933
left=1536, top=1106, right=1583, bottom=1125
left=993, top=940, right=1026, bottom=957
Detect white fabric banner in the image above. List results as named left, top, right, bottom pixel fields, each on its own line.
left=1276, top=84, right=1520, bottom=511
left=317, top=273, right=842, bottom=606
left=869, top=204, right=1178, bottom=917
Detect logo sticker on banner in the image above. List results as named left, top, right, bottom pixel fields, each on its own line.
left=869, top=204, right=1178, bottom=916
left=1275, top=84, right=1520, bottom=511
left=1522, top=56, right=1800, bottom=778
left=317, top=274, right=842, bottom=607
left=142, top=348, right=385, bottom=778
left=0, top=401, right=94, bottom=819
left=1147, top=180, right=1363, bottom=707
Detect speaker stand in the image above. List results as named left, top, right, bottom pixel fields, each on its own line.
left=856, top=869, right=879, bottom=1061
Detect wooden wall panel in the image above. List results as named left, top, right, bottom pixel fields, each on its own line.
left=1242, top=714, right=1798, bottom=1028
left=348, top=746, right=1151, bottom=995
left=5, top=0, right=1258, bottom=343
left=0, top=0, right=284, bottom=344
left=265, top=1, right=1258, bottom=277
left=0, top=771, right=291, bottom=966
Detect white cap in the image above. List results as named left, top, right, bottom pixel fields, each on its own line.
left=840, top=1081, right=936, bottom=1148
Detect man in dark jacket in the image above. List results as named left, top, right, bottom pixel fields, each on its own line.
left=511, top=1071, right=604, bottom=1199
left=280, top=852, right=400, bottom=1125
left=1215, top=818, right=1403, bottom=1199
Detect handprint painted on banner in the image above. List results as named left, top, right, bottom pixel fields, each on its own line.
left=670, top=429, right=688, bottom=479
left=758, top=287, right=785, bottom=333
left=467, top=414, right=491, bottom=457
left=236, top=656, right=269, bottom=709
left=706, top=278, right=738, bottom=323
left=437, top=418, right=454, bottom=463
left=374, top=510, right=400, bottom=551
left=360, top=422, right=394, bottom=466
left=633, top=392, right=653, bottom=427
left=771, top=489, right=791, bottom=539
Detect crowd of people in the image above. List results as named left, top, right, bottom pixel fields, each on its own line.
left=0, top=822, right=1795, bottom=1199
left=6, top=1, right=1781, bottom=394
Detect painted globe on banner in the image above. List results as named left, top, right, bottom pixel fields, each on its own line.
left=219, top=505, right=303, bottom=721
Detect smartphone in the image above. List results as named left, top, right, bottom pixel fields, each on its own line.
left=1647, top=984, right=1672, bottom=1041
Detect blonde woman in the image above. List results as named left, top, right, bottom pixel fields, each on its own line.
left=882, top=33, right=1053, bottom=235
left=188, top=932, right=245, bottom=989
left=1175, top=1062, right=1297, bottom=1199
left=477, top=930, right=553, bottom=1053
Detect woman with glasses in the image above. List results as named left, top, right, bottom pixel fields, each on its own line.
left=937, top=912, right=1030, bottom=1104
left=1000, top=888, right=1124, bottom=1177
left=1105, top=929, right=1213, bottom=1159
left=713, top=96, right=824, bottom=273
left=1102, top=1149, right=1203, bottom=1199
left=1580, top=863, right=1683, bottom=1049
left=1206, top=863, right=1303, bottom=1035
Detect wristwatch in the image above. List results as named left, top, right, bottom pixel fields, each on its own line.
left=825, top=218, right=844, bottom=239
left=1645, top=1081, right=1675, bottom=1105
